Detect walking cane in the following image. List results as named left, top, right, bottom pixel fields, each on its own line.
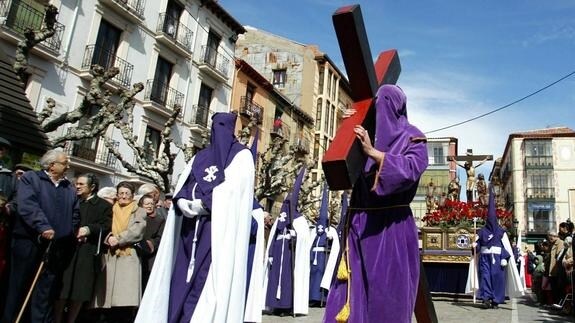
left=472, top=217, right=478, bottom=304
left=15, top=239, right=53, bottom=323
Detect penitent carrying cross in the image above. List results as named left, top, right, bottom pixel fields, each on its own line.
left=321, top=4, right=438, bottom=323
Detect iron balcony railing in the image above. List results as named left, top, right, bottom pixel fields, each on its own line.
left=82, top=44, right=134, bottom=87
left=190, top=104, right=210, bottom=128
left=156, top=13, right=193, bottom=51
left=64, top=134, right=118, bottom=169
left=271, top=121, right=290, bottom=140
left=0, top=0, right=65, bottom=52
left=526, top=187, right=555, bottom=199
left=200, top=45, right=230, bottom=77
left=239, top=96, right=263, bottom=124
left=293, top=134, right=310, bottom=154
left=525, top=155, right=553, bottom=168
left=144, top=79, right=184, bottom=109
left=109, top=0, right=146, bottom=19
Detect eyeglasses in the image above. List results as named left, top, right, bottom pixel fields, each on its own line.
left=53, top=161, right=69, bottom=166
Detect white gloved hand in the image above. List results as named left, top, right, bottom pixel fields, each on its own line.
left=471, top=242, right=478, bottom=248
left=289, top=229, right=296, bottom=236
left=501, top=259, right=508, bottom=267
left=268, top=257, right=273, bottom=265
left=177, top=199, right=208, bottom=218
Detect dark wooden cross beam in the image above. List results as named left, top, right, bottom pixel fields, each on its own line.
left=452, top=149, right=493, bottom=164
left=321, top=5, right=400, bottom=191
left=321, top=4, right=437, bottom=323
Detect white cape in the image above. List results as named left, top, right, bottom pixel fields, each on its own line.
left=244, top=207, right=265, bottom=322
left=320, top=226, right=340, bottom=290
left=135, top=150, right=254, bottom=323
left=465, top=232, right=525, bottom=298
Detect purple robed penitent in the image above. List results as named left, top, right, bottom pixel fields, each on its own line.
left=265, top=167, right=306, bottom=311
left=476, top=187, right=510, bottom=305
left=168, top=113, right=246, bottom=323
left=324, top=85, right=428, bottom=323
left=309, top=183, right=329, bottom=302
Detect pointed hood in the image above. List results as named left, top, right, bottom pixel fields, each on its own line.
left=250, top=128, right=262, bottom=210
left=276, top=194, right=291, bottom=231
left=290, top=166, right=306, bottom=220
left=479, top=185, right=505, bottom=247
left=250, top=128, right=259, bottom=163
left=192, top=112, right=245, bottom=208
left=316, top=182, right=329, bottom=236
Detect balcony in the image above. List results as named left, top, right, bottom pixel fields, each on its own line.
left=155, top=13, right=193, bottom=57
left=80, top=44, right=134, bottom=88
left=0, top=0, right=65, bottom=54
left=526, top=187, right=555, bottom=200
left=198, top=45, right=229, bottom=82
left=64, top=135, right=118, bottom=171
left=271, top=121, right=290, bottom=140
left=143, top=79, right=184, bottom=116
left=525, top=155, right=553, bottom=168
left=98, top=0, right=146, bottom=23
left=238, top=96, right=263, bottom=124
left=292, top=134, right=310, bottom=155
left=189, top=104, right=211, bottom=133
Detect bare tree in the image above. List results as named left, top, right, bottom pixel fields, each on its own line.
left=11, top=4, right=181, bottom=192
left=13, top=5, right=58, bottom=82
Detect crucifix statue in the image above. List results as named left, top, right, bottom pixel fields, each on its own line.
left=449, top=149, right=493, bottom=203
left=321, top=5, right=437, bottom=323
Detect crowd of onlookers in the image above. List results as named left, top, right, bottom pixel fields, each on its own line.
left=0, top=139, right=169, bottom=323
left=525, top=221, right=574, bottom=316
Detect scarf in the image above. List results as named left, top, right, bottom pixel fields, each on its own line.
left=112, top=201, right=136, bottom=256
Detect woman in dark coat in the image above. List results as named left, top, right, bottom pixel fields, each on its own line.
left=55, top=173, right=112, bottom=323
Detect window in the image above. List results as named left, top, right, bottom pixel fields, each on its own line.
left=195, top=83, right=213, bottom=126
left=204, top=30, right=221, bottom=66
left=315, top=98, right=322, bottom=131
left=314, top=134, right=320, bottom=161
left=433, top=147, right=444, bottom=165
left=93, top=20, right=122, bottom=70
left=272, top=69, right=286, bottom=87
left=144, top=126, right=161, bottom=162
left=326, top=71, right=332, bottom=99
left=163, top=0, right=183, bottom=37
left=246, top=83, right=255, bottom=102
left=526, top=140, right=552, bottom=156
left=324, top=101, right=330, bottom=133
left=329, top=106, right=335, bottom=136
left=318, top=67, right=324, bottom=95
left=151, top=56, right=173, bottom=105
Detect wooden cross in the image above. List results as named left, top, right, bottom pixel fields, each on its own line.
left=450, top=149, right=493, bottom=202
left=321, top=4, right=400, bottom=191
left=322, top=5, right=437, bottom=323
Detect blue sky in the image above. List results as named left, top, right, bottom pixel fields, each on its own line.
left=222, top=0, right=575, bottom=178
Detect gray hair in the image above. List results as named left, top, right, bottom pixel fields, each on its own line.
left=97, top=187, right=117, bottom=200
left=137, top=183, right=160, bottom=196
left=39, top=149, right=67, bottom=170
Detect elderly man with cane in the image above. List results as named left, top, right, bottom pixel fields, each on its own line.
left=1, top=150, right=79, bottom=323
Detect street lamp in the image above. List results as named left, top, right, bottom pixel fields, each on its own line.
left=512, top=218, right=519, bottom=241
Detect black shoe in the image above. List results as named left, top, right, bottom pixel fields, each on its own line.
left=491, top=301, right=499, bottom=309
left=482, top=299, right=491, bottom=309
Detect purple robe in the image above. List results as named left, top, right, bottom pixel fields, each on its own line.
left=265, top=167, right=306, bottom=311
left=324, top=85, right=428, bottom=323
left=309, top=183, right=330, bottom=302
left=476, top=187, right=510, bottom=305
left=265, top=198, right=294, bottom=309
left=168, top=113, right=246, bottom=322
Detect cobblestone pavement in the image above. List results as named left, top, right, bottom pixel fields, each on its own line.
left=262, top=290, right=574, bottom=323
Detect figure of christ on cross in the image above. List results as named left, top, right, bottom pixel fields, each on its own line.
left=449, top=149, right=493, bottom=203
left=321, top=4, right=437, bottom=323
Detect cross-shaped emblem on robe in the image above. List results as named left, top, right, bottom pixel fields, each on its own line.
left=278, top=212, right=287, bottom=223
left=203, top=165, right=219, bottom=182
